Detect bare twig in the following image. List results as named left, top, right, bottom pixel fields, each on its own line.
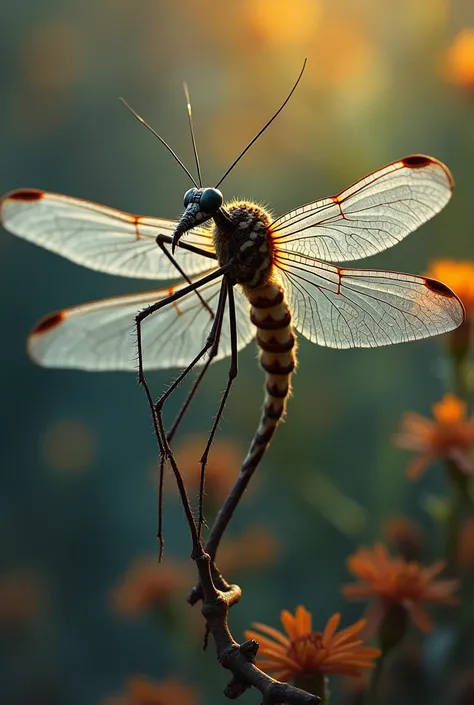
left=156, top=434, right=317, bottom=701
left=193, top=546, right=319, bottom=704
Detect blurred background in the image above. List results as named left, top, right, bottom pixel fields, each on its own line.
left=1, top=1, right=474, bottom=704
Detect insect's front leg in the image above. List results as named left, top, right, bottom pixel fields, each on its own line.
left=135, top=265, right=234, bottom=555
left=135, top=264, right=232, bottom=458
left=155, top=233, right=217, bottom=262
left=155, top=235, right=214, bottom=317
left=151, top=279, right=227, bottom=557
left=197, top=279, right=239, bottom=538
left=153, top=279, right=227, bottom=418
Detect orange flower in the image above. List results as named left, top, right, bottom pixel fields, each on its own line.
left=342, top=544, right=459, bottom=633
left=393, top=394, right=474, bottom=479
left=426, top=260, right=474, bottom=320
left=219, top=525, right=280, bottom=575
left=443, top=29, right=474, bottom=89
left=103, top=676, right=198, bottom=705
left=245, top=606, right=380, bottom=681
left=111, top=558, right=191, bottom=616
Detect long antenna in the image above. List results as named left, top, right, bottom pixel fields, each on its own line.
left=215, top=59, right=307, bottom=189
left=183, top=82, right=203, bottom=188
left=120, top=97, right=199, bottom=188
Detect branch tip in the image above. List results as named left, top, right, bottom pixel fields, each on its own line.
left=240, top=639, right=259, bottom=661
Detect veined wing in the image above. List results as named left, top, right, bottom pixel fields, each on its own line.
left=1, top=189, right=215, bottom=279
left=28, top=271, right=254, bottom=371
left=275, top=251, right=464, bottom=348
left=270, top=156, right=453, bottom=262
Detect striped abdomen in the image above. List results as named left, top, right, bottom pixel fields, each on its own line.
left=242, top=282, right=296, bottom=472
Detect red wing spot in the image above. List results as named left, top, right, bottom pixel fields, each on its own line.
left=402, top=155, right=432, bottom=168
left=401, top=155, right=454, bottom=191
left=424, top=277, right=457, bottom=298
left=32, top=311, right=65, bottom=335
left=8, top=189, right=45, bottom=201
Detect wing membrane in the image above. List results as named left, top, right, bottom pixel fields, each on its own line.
left=28, top=271, right=254, bottom=371
left=1, top=189, right=215, bottom=279
left=275, top=251, right=464, bottom=348
left=271, top=156, right=453, bottom=262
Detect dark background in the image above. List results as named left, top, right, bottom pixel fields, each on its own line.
left=1, top=2, right=473, bottom=703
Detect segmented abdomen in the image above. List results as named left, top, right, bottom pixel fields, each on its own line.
left=242, top=282, right=296, bottom=472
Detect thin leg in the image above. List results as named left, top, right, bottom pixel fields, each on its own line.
left=152, top=280, right=227, bottom=553
left=135, top=262, right=231, bottom=448
left=152, top=236, right=214, bottom=557
left=157, top=452, right=165, bottom=560
left=136, top=262, right=232, bottom=327
left=136, top=313, right=171, bottom=559
left=156, top=236, right=214, bottom=317
left=155, top=232, right=217, bottom=262
left=198, top=280, right=239, bottom=539
left=136, top=315, right=169, bottom=557
left=167, top=356, right=213, bottom=443
left=154, top=239, right=223, bottom=444
left=135, top=266, right=231, bottom=556
left=154, top=280, right=227, bottom=414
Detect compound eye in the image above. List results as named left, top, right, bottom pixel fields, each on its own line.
left=183, top=188, right=197, bottom=207
left=199, top=187, right=223, bottom=214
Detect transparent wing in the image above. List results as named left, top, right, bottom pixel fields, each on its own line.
left=275, top=251, right=464, bottom=348
left=1, top=189, right=215, bottom=279
left=271, top=156, right=454, bottom=262
left=28, top=272, right=254, bottom=371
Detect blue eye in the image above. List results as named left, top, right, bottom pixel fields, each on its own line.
left=199, top=188, right=223, bottom=214
left=183, top=188, right=196, bottom=207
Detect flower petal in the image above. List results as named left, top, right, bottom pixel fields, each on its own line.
left=449, top=447, right=474, bottom=473
left=258, top=650, right=300, bottom=669
left=322, top=613, right=340, bottom=646
left=249, top=622, right=290, bottom=647
left=341, top=583, right=375, bottom=599
left=421, top=560, right=446, bottom=581
left=280, top=609, right=299, bottom=640
left=406, top=453, right=433, bottom=480
left=331, top=618, right=365, bottom=644
left=244, top=631, right=287, bottom=655
left=405, top=603, right=432, bottom=632
left=295, top=605, right=312, bottom=636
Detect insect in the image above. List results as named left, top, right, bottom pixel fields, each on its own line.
left=0, top=66, right=465, bottom=498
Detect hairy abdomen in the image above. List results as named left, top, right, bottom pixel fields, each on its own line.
left=242, top=282, right=296, bottom=472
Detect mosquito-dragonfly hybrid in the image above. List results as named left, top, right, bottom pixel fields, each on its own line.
left=0, top=72, right=465, bottom=485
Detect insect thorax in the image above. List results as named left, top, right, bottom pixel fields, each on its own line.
left=212, top=201, right=274, bottom=288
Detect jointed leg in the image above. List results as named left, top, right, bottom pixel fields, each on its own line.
left=135, top=265, right=232, bottom=555
left=166, top=356, right=213, bottom=444
left=154, top=280, right=228, bottom=415
left=155, top=232, right=217, bottom=263
left=198, top=280, right=239, bottom=538
left=135, top=262, right=231, bottom=452
left=156, top=236, right=214, bottom=317
left=152, top=280, right=228, bottom=550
